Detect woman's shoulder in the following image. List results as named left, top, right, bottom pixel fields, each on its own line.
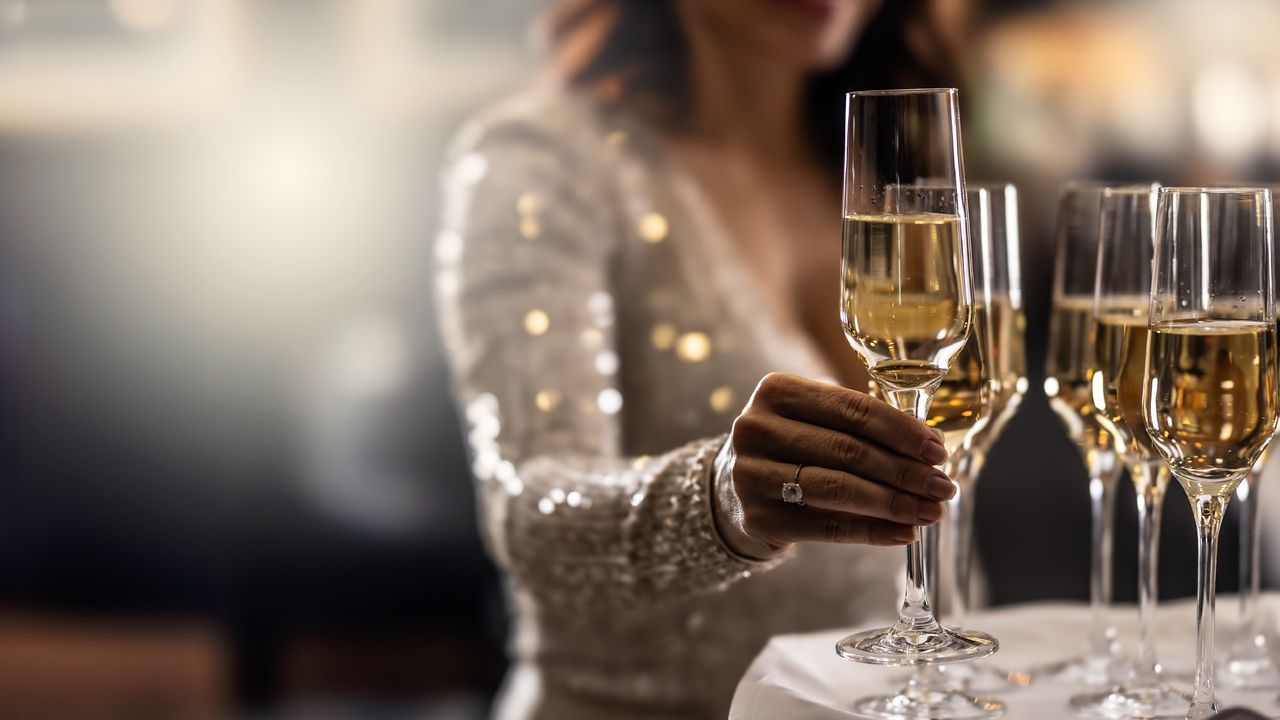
left=444, top=81, right=620, bottom=176
left=437, top=83, right=630, bottom=262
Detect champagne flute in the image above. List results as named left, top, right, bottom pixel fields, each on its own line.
left=917, top=183, right=1025, bottom=702
left=1219, top=185, right=1280, bottom=691
left=1142, top=187, right=1279, bottom=719
left=1039, top=184, right=1153, bottom=686
left=937, top=182, right=1026, bottom=620
left=879, top=184, right=1015, bottom=713
left=1070, top=186, right=1189, bottom=718
left=835, top=89, right=999, bottom=676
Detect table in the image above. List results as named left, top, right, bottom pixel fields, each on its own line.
left=730, top=595, right=1280, bottom=719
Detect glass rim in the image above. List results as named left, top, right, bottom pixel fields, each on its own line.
left=967, top=181, right=1016, bottom=192
left=1158, top=186, right=1271, bottom=195
left=1060, top=180, right=1159, bottom=194
left=846, top=87, right=957, bottom=98
left=1101, top=186, right=1157, bottom=196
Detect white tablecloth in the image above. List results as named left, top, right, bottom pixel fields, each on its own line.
left=730, top=595, right=1280, bottom=719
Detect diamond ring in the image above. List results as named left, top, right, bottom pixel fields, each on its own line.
left=782, top=464, right=805, bottom=505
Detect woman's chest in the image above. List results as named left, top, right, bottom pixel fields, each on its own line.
left=608, top=171, right=867, bottom=452
left=704, top=179, right=868, bottom=389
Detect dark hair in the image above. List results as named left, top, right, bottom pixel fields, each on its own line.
left=542, top=0, right=960, bottom=174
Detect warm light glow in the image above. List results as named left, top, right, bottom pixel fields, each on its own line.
left=535, top=389, right=561, bottom=412
left=638, top=212, right=669, bottom=243
left=524, top=309, right=550, bottom=336
left=519, top=215, right=541, bottom=240
left=709, top=386, right=735, bottom=413
left=651, top=323, right=677, bottom=350
left=257, top=137, right=329, bottom=210
left=1191, top=63, right=1267, bottom=165
left=109, top=0, right=181, bottom=33
left=579, top=328, right=605, bottom=351
left=675, top=332, right=711, bottom=362
left=517, top=192, right=539, bottom=215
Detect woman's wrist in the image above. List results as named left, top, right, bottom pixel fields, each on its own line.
left=710, top=438, right=791, bottom=562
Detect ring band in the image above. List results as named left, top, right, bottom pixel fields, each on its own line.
left=782, top=464, right=805, bottom=505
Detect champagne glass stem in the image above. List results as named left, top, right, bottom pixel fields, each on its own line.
left=1087, top=460, right=1121, bottom=660
left=1189, top=494, right=1228, bottom=719
left=926, top=506, right=940, bottom=610
left=905, top=661, right=951, bottom=700
left=911, top=526, right=947, bottom=692
left=1237, top=470, right=1262, bottom=643
left=1131, top=461, right=1167, bottom=688
left=886, top=387, right=941, bottom=631
left=946, top=452, right=981, bottom=618
left=888, top=387, right=935, bottom=422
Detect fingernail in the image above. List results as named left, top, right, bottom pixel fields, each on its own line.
left=892, top=525, right=918, bottom=543
left=916, top=500, right=943, bottom=523
left=926, top=473, right=956, bottom=501
left=920, top=438, right=948, bottom=465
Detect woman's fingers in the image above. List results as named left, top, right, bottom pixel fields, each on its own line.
left=730, top=412, right=955, bottom=501
left=741, top=501, right=919, bottom=547
left=727, top=372, right=961, bottom=550
left=734, top=457, right=944, bottom=525
left=751, top=373, right=947, bottom=465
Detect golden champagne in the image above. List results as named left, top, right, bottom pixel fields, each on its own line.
left=841, top=213, right=969, bottom=391
left=1045, top=297, right=1112, bottom=451
left=971, top=295, right=1026, bottom=450
left=1145, top=320, right=1280, bottom=499
left=928, top=307, right=988, bottom=451
left=1093, top=310, right=1157, bottom=462
left=925, top=296, right=1026, bottom=452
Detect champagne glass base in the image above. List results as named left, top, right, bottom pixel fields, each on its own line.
left=851, top=688, right=1006, bottom=719
left=1030, top=654, right=1130, bottom=687
left=936, top=661, right=1033, bottom=693
left=1068, top=684, right=1190, bottom=719
left=1219, top=647, right=1280, bottom=690
left=837, top=626, right=999, bottom=667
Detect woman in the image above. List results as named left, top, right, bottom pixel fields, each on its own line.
left=436, top=1, right=964, bottom=717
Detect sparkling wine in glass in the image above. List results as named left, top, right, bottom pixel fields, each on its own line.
left=879, top=183, right=1021, bottom=705
left=835, top=88, right=999, bottom=674
left=1142, top=187, right=1279, bottom=719
left=914, top=183, right=1026, bottom=701
left=1070, top=185, right=1190, bottom=718
left=937, top=182, right=1026, bottom=621
left=1219, top=185, right=1280, bottom=692
left=1038, top=184, right=1148, bottom=687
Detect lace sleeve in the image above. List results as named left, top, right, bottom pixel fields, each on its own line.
left=434, top=115, right=778, bottom=610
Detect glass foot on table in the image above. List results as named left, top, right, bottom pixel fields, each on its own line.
left=935, top=661, right=1033, bottom=693
left=1030, top=654, right=1130, bottom=687
left=851, top=687, right=1006, bottom=720
left=1068, top=684, right=1190, bottom=719
left=836, top=626, right=999, bottom=667
left=1219, top=648, right=1280, bottom=691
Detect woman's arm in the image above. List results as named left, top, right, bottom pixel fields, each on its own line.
left=436, top=118, right=770, bottom=610
left=436, top=109, right=954, bottom=610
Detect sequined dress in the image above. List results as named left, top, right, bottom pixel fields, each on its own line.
left=436, top=86, right=903, bottom=720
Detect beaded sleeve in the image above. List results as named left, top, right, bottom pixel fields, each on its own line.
left=435, top=113, right=777, bottom=610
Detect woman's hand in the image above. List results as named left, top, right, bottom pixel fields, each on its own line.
left=714, top=372, right=955, bottom=561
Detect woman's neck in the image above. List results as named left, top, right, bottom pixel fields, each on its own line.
left=677, top=16, right=810, bottom=164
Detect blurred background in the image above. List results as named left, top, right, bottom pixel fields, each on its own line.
left=4, top=0, right=1280, bottom=717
